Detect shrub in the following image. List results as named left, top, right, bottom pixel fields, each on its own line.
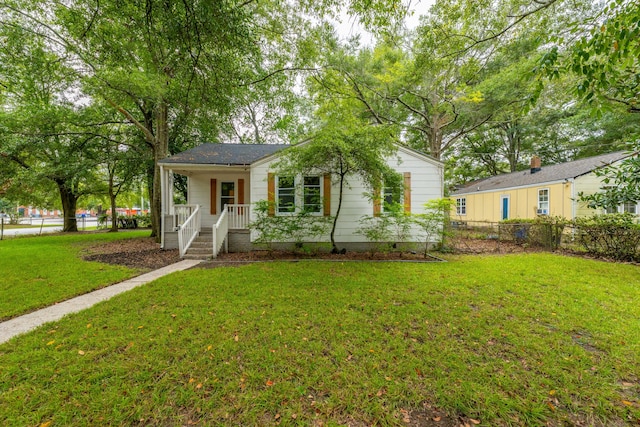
left=500, top=216, right=568, bottom=250
left=136, top=213, right=152, bottom=228
left=574, top=213, right=640, bottom=261
left=413, top=198, right=454, bottom=255
left=249, top=200, right=331, bottom=252
left=356, top=202, right=413, bottom=255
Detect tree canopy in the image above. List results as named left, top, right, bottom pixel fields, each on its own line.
left=1, top=0, right=638, bottom=228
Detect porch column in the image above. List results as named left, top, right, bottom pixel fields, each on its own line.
left=160, top=164, right=166, bottom=249
left=168, top=169, right=175, bottom=215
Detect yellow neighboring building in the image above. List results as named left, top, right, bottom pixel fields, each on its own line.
left=450, top=151, right=636, bottom=223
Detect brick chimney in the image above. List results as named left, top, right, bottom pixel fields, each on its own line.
left=530, top=156, right=541, bottom=174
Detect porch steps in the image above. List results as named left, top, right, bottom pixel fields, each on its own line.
left=183, top=228, right=216, bottom=260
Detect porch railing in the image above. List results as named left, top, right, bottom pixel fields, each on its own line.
left=174, top=204, right=198, bottom=229
left=212, top=206, right=229, bottom=258
left=226, top=204, right=251, bottom=229
left=177, top=204, right=201, bottom=257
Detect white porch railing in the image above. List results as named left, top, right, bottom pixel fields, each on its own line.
left=177, top=205, right=201, bottom=258
left=212, top=206, right=229, bottom=258
left=174, top=204, right=198, bottom=229
left=226, top=204, right=251, bottom=229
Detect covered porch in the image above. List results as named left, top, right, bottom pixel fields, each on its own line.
left=159, top=164, right=253, bottom=259
left=157, top=143, right=287, bottom=259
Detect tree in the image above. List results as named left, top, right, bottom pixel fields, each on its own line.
left=0, top=28, right=104, bottom=231
left=274, top=97, right=402, bottom=253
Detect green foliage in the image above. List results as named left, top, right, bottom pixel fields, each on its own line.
left=413, top=198, right=454, bottom=255
left=2, top=255, right=640, bottom=425
left=249, top=200, right=331, bottom=251
left=136, top=213, right=152, bottom=228
left=0, top=231, right=148, bottom=320
left=274, top=95, right=401, bottom=252
left=500, top=216, right=568, bottom=250
left=578, top=153, right=640, bottom=210
left=355, top=202, right=412, bottom=255
left=574, top=213, right=640, bottom=261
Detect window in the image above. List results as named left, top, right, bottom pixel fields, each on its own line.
left=303, top=176, right=322, bottom=214
left=538, top=188, right=549, bottom=213
left=456, top=197, right=466, bottom=215
left=276, top=176, right=296, bottom=214
left=381, top=181, right=403, bottom=213
left=623, top=202, right=637, bottom=215
left=274, top=175, right=323, bottom=215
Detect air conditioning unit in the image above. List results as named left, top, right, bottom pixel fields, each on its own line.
left=536, top=208, right=548, bottom=215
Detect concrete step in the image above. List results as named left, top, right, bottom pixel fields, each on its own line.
left=189, top=241, right=212, bottom=249
left=185, top=247, right=212, bottom=255
left=183, top=254, right=211, bottom=261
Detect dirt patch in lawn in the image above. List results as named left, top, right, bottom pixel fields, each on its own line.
left=81, top=234, right=564, bottom=271
left=83, top=237, right=180, bottom=270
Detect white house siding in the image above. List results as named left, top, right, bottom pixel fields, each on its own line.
left=187, top=169, right=250, bottom=227
left=250, top=147, right=443, bottom=244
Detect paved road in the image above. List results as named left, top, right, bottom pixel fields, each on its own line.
left=0, top=218, right=97, bottom=238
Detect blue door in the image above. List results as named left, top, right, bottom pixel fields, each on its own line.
left=501, top=196, right=509, bottom=220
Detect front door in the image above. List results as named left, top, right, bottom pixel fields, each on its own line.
left=501, top=195, right=509, bottom=220
left=221, top=182, right=235, bottom=210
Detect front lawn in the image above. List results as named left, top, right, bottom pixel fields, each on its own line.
left=0, top=254, right=638, bottom=425
left=0, top=231, right=150, bottom=320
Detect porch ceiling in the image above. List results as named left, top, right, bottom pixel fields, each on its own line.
left=165, top=164, right=249, bottom=176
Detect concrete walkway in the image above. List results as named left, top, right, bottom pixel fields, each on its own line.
left=0, top=259, right=202, bottom=345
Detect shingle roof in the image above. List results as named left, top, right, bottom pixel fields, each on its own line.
left=452, top=151, right=634, bottom=195
left=159, top=143, right=288, bottom=166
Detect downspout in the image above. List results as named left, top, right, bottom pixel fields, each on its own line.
left=160, top=164, right=165, bottom=249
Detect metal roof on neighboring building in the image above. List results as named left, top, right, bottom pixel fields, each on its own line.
left=452, top=151, right=634, bottom=195
left=159, top=143, right=289, bottom=166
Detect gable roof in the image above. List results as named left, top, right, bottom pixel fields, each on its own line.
left=452, top=151, right=634, bottom=196
left=159, top=143, right=289, bottom=166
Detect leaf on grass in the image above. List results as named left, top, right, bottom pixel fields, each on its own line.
left=266, top=380, right=274, bottom=387
left=234, top=334, right=239, bottom=342
left=86, top=323, right=91, bottom=328
left=291, top=413, right=297, bottom=419
left=547, top=401, right=556, bottom=411
left=196, top=383, right=202, bottom=389
left=622, top=400, right=633, bottom=406
left=206, top=345, right=212, bottom=351
left=432, top=416, right=441, bottom=422
left=549, top=390, right=556, bottom=395
left=470, top=419, right=481, bottom=425
left=46, top=340, right=55, bottom=346
left=189, top=378, right=196, bottom=384
left=78, top=350, right=85, bottom=355
left=40, top=422, right=52, bottom=427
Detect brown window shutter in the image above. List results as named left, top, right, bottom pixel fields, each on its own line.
left=267, top=173, right=275, bottom=216
left=238, top=178, right=245, bottom=204
left=403, top=172, right=411, bottom=213
left=323, top=174, right=331, bottom=216
left=373, top=183, right=381, bottom=217
left=210, top=179, right=217, bottom=214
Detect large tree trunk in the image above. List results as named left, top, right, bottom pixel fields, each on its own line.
left=56, top=179, right=79, bottom=232
left=150, top=100, right=169, bottom=242
left=108, top=172, right=119, bottom=232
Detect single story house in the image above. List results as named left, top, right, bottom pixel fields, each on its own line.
left=159, top=142, right=444, bottom=258
left=450, top=151, right=636, bottom=223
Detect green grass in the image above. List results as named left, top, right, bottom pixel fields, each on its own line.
left=0, top=223, right=60, bottom=229
left=0, top=231, right=150, bottom=320
left=1, top=254, right=639, bottom=425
